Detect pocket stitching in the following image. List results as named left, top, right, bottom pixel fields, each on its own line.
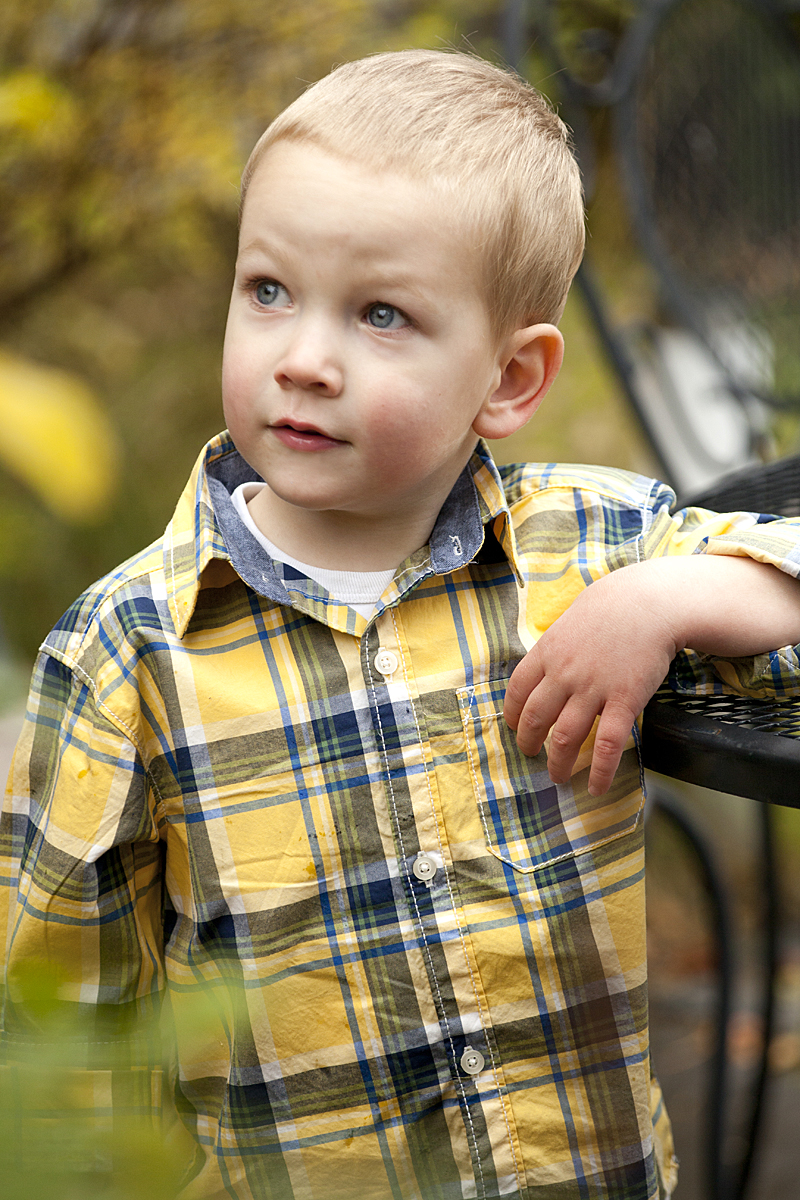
left=458, top=683, right=644, bottom=873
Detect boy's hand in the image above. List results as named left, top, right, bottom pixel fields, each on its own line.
left=503, top=555, right=800, bottom=796
left=504, top=563, right=677, bottom=796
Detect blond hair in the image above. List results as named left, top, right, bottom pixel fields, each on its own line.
left=240, top=50, right=585, bottom=334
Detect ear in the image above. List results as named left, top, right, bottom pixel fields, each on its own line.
left=472, top=324, right=564, bottom=441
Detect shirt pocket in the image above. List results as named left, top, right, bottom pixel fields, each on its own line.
left=456, top=677, right=644, bottom=873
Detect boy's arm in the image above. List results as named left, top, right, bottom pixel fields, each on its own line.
left=504, top=553, right=800, bottom=796
left=1, top=649, right=165, bottom=1090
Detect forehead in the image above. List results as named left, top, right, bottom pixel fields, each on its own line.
left=239, top=140, right=485, bottom=292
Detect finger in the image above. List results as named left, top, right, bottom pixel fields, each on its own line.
left=587, top=704, right=639, bottom=796
left=503, top=648, right=545, bottom=730
left=513, top=678, right=569, bottom=757
left=545, top=699, right=602, bottom=785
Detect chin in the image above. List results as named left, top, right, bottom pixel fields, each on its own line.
left=267, top=483, right=351, bottom=512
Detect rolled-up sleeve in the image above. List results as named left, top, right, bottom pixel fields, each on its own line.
left=642, top=484, right=800, bottom=695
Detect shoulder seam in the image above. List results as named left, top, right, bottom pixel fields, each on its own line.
left=37, top=642, right=167, bottom=814
left=50, top=550, right=164, bottom=654
left=510, top=476, right=658, bottom=504
left=507, top=479, right=661, bottom=514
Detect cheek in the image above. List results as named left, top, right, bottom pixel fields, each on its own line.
left=359, top=399, right=428, bottom=459
left=221, top=340, right=257, bottom=427
left=220, top=373, right=242, bottom=431
left=221, top=305, right=265, bottom=387
left=360, top=404, right=464, bottom=484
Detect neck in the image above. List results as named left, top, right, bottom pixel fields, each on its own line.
left=247, top=487, right=439, bottom=572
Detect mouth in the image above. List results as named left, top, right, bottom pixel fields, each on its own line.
left=270, top=420, right=346, bottom=452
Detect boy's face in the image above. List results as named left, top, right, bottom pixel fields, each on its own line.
left=222, top=141, right=513, bottom=551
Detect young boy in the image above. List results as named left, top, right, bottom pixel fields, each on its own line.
left=3, top=49, right=800, bottom=1200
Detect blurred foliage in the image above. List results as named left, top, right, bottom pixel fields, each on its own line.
left=2, top=5, right=798, bottom=1190
left=2, top=0, right=791, bottom=667
left=544, top=0, right=638, bottom=87
left=0, top=963, right=244, bottom=1199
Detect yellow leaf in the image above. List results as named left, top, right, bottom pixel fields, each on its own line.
left=0, top=352, right=118, bottom=523
left=0, top=69, right=78, bottom=148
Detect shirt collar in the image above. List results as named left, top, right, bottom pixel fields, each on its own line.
left=164, top=432, right=523, bottom=638
left=164, top=432, right=246, bottom=637
left=468, top=440, right=523, bottom=582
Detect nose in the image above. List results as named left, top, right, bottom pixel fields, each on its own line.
left=273, top=319, right=343, bottom=396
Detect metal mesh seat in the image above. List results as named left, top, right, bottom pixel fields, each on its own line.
left=655, top=691, right=800, bottom=737
left=518, top=7, right=800, bottom=1193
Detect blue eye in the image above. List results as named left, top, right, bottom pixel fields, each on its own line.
left=366, top=303, right=407, bottom=330
left=255, top=280, right=289, bottom=307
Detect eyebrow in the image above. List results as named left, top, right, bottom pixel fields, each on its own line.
left=237, top=236, right=284, bottom=260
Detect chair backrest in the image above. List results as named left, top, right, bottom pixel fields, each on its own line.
left=536, top=0, right=800, bottom=496
left=615, top=0, right=800, bottom=409
left=681, top=449, right=800, bottom=513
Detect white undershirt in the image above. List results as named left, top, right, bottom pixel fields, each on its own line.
left=231, top=483, right=395, bottom=618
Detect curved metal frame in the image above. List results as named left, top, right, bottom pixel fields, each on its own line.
left=534, top=0, right=800, bottom=501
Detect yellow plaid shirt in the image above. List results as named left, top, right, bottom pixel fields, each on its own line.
left=5, top=433, right=800, bottom=1199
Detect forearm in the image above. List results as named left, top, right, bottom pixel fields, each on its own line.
left=504, top=550, right=800, bottom=795
left=663, top=552, right=800, bottom=656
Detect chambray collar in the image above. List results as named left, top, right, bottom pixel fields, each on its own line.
left=164, top=431, right=522, bottom=637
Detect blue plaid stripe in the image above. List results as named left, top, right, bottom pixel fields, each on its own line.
left=5, top=433, right=800, bottom=1198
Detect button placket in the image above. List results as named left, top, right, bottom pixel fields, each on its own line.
left=364, top=618, right=501, bottom=1186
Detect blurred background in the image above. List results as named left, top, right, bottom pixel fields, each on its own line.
left=1, top=1, right=800, bottom=1197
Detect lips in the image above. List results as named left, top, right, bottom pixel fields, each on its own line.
left=271, top=421, right=345, bottom=452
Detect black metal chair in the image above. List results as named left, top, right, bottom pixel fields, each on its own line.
left=643, top=453, right=800, bottom=1200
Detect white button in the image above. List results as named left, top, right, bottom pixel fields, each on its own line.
left=460, top=1046, right=485, bottom=1076
left=412, top=853, right=437, bottom=884
left=374, top=648, right=399, bottom=677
